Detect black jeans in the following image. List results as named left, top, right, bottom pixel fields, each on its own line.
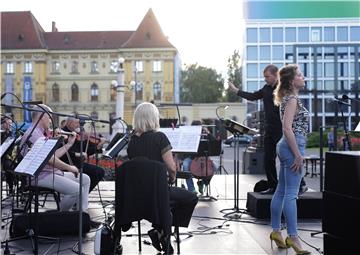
left=169, top=186, right=198, bottom=227
left=80, top=162, right=105, bottom=192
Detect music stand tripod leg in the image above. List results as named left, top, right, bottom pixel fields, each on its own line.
left=220, top=135, right=247, bottom=218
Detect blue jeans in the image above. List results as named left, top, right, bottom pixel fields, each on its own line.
left=270, top=134, right=306, bottom=236
left=182, top=157, right=195, bottom=191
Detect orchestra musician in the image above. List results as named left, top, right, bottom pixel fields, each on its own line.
left=19, top=104, right=91, bottom=212
left=180, top=120, right=217, bottom=195
left=60, top=117, right=105, bottom=193
left=126, top=102, right=198, bottom=253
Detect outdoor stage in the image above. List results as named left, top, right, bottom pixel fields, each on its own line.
left=1, top=172, right=324, bottom=255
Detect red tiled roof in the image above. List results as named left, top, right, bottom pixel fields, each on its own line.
left=44, top=31, right=134, bottom=50
left=1, top=9, right=176, bottom=51
left=1, top=11, right=47, bottom=49
left=122, top=8, right=175, bottom=49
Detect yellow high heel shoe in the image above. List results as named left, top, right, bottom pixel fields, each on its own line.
left=270, top=231, right=287, bottom=249
left=285, top=237, right=311, bottom=254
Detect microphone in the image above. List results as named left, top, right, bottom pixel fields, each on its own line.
left=342, top=94, right=350, bottom=100
left=23, top=100, right=43, bottom=104
left=342, top=94, right=360, bottom=103
left=332, top=97, right=351, bottom=106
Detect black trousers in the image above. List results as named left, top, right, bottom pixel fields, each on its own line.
left=80, top=162, right=105, bottom=192
left=169, top=186, right=198, bottom=227
left=264, top=134, right=306, bottom=189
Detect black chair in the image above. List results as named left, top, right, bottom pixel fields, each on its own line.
left=23, top=186, right=60, bottom=212
left=115, top=158, right=181, bottom=254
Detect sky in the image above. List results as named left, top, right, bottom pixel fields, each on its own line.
left=1, top=0, right=245, bottom=77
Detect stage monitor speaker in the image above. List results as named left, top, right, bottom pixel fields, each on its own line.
left=243, top=147, right=264, bottom=174
left=10, top=211, right=91, bottom=237
left=246, top=192, right=323, bottom=219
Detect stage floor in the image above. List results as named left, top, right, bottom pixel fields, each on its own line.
left=1, top=173, right=323, bottom=254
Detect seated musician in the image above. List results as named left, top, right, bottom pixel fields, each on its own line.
left=19, top=104, right=90, bottom=212
left=126, top=102, right=198, bottom=253
left=60, top=117, right=105, bottom=193
left=181, top=120, right=217, bottom=195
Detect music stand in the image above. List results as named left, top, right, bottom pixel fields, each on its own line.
left=219, top=119, right=255, bottom=218
left=160, top=118, right=178, bottom=128
left=195, top=139, right=222, bottom=201
left=2, top=137, right=61, bottom=255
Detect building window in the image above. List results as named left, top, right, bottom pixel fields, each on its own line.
left=259, top=46, right=270, bottom=60
left=24, top=61, right=33, bottom=73
left=90, top=111, right=99, bottom=120
left=350, top=26, right=360, bottom=41
left=6, top=62, right=14, bottom=74
left=311, top=28, right=321, bottom=42
left=91, top=83, right=99, bottom=101
left=272, top=27, right=283, bottom=42
left=91, top=61, right=99, bottom=73
left=135, top=61, right=144, bottom=72
left=324, top=27, right=335, bottom=42
left=246, top=28, right=257, bottom=43
left=324, top=63, right=335, bottom=77
left=152, top=61, right=162, bottom=72
left=52, top=61, right=60, bottom=73
left=153, top=82, right=161, bottom=100
left=272, top=46, right=283, bottom=60
left=71, top=83, right=79, bottom=101
left=135, top=82, right=143, bottom=101
left=52, top=83, right=60, bottom=102
left=298, top=27, right=309, bottom=42
left=259, top=28, right=270, bottom=42
left=337, top=26, right=348, bottom=41
left=285, top=45, right=294, bottom=60
left=110, top=60, right=118, bottom=73
left=324, top=80, right=335, bottom=91
left=338, top=62, right=348, bottom=77
left=247, top=46, right=257, bottom=60
left=110, top=83, right=116, bottom=101
left=246, top=63, right=258, bottom=78
left=247, top=81, right=258, bottom=92
left=71, top=61, right=79, bottom=73
left=285, top=27, right=296, bottom=42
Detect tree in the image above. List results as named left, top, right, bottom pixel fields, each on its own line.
left=180, top=64, right=224, bottom=103
left=225, top=50, right=242, bottom=102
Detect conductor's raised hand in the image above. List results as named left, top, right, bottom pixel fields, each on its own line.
left=228, top=81, right=239, bottom=94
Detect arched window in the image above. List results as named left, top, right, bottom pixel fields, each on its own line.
left=91, top=83, right=99, bottom=102
left=153, top=82, right=161, bottom=100
left=90, top=111, right=98, bottom=120
left=110, top=83, right=116, bottom=101
left=52, top=83, right=60, bottom=102
left=135, top=82, right=143, bottom=102
left=71, top=83, right=79, bottom=102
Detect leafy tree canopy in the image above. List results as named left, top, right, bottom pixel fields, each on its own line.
left=225, top=50, right=242, bottom=102
left=181, top=64, right=224, bottom=103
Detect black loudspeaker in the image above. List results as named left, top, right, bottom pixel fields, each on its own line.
left=323, top=191, right=360, bottom=239
left=243, top=147, right=264, bottom=174
left=324, top=233, right=356, bottom=254
left=246, top=192, right=323, bottom=219
left=10, top=211, right=91, bottom=237
left=325, top=151, right=360, bottom=198
left=214, top=119, right=227, bottom=140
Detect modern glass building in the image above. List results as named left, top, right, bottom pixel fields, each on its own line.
left=243, top=1, right=360, bottom=131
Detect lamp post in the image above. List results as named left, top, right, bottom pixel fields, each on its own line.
left=111, top=57, right=126, bottom=135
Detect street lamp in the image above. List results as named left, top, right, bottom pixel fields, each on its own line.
left=111, top=57, right=126, bottom=135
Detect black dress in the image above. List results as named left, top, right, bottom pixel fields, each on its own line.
left=127, top=131, right=198, bottom=227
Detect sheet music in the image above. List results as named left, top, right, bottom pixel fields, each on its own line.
left=355, top=122, right=360, bottom=132
left=15, top=137, right=59, bottom=176
left=160, top=126, right=202, bottom=153
left=0, top=137, right=15, bottom=158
